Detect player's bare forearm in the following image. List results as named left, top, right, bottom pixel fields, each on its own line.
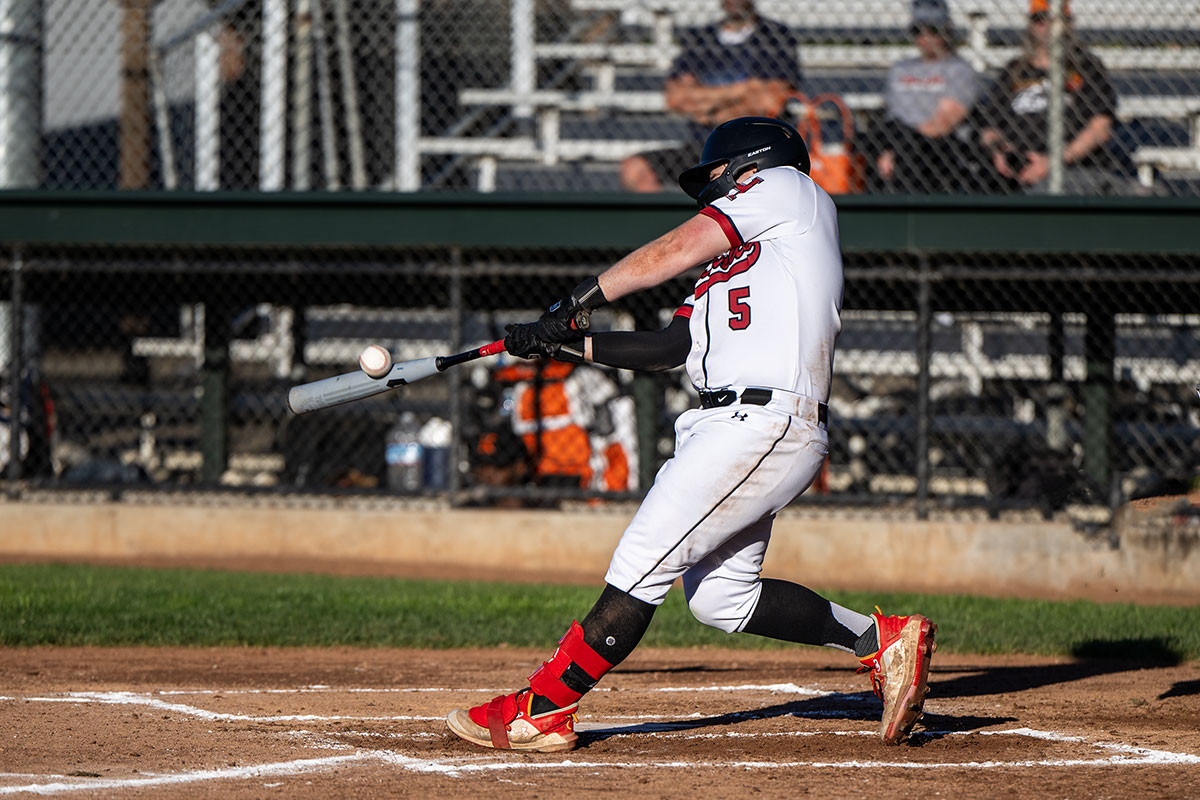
left=597, top=215, right=728, bottom=302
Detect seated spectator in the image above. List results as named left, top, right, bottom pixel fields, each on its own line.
left=469, top=425, right=531, bottom=508
left=493, top=359, right=633, bottom=493
left=620, top=0, right=801, bottom=193
left=975, top=0, right=1128, bottom=194
left=865, top=0, right=986, bottom=193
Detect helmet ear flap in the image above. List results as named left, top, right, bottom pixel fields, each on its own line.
left=678, top=116, right=810, bottom=206
left=696, top=163, right=744, bottom=207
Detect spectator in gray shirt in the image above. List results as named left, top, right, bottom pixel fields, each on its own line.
left=866, top=0, right=987, bottom=193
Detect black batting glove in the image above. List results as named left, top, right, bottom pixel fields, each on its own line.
left=504, top=323, right=554, bottom=360
left=549, top=337, right=587, bottom=364
left=534, top=276, right=608, bottom=344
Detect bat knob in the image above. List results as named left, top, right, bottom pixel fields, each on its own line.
left=572, top=309, right=591, bottom=332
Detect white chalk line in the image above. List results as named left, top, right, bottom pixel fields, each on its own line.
left=656, top=682, right=834, bottom=696
left=4, top=729, right=1200, bottom=796
left=152, top=687, right=504, bottom=696
left=140, top=682, right=844, bottom=698
left=6, top=684, right=1200, bottom=795
left=4, top=683, right=863, bottom=725
left=0, top=755, right=365, bottom=796
left=13, top=692, right=442, bottom=723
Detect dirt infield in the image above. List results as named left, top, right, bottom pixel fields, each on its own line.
left=3, top=647, right=1198, bottom=798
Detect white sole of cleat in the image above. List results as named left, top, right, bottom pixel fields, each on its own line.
left=446, top=709, right=578, bottom=753
left=881, top=616, right=937, bottom=745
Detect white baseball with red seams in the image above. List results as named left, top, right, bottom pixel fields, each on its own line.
left=358, top=344, right=392, bottom=379
left=604, top=166, right=844, bottom=626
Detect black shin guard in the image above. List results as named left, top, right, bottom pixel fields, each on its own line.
left=741, top=578, right=860, bottom=651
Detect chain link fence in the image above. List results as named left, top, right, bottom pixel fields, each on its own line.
left=2, top=1, right=1199, bottom=521
left=3, top=0, right=1198, bottom=195
left=2, top=197, right=1198, bottom=520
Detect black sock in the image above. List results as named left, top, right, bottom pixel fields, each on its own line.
left=741, top=578, right=861, bottom=650
left=530, top=584, right=655, bottom=715
left=854, top=625, right=879, bottom=658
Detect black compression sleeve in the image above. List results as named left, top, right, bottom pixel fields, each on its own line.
left=589, top=314, right=691, bottom=371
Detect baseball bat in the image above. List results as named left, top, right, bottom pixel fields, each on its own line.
left=287, top=339, right=507, bottom=415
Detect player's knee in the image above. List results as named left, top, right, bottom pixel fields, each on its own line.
left=685, top=581, right=748, bottom=634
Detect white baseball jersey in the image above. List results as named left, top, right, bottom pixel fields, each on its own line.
left=678, top=165, right=843, bottom=402
left=604, top=165, right=844, bottom=626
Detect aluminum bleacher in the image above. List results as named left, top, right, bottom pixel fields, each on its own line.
left=424, top=0, right=1200, bottom=193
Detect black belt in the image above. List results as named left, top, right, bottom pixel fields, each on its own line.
left=697, top=388, right=828, bottom=425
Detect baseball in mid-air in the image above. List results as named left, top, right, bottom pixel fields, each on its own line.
left=359, top=344, right=393, bottom=379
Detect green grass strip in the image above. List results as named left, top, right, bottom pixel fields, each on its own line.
left=2, top=563, right=1197, bottom=660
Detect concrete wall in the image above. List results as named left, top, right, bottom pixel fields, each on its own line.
left=2, top=499, right=1197, bottom=605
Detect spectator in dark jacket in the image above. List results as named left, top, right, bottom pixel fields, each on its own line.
left=976, top=0, right=1128, bottom=194
left=620, top=0, right=801, bottom=193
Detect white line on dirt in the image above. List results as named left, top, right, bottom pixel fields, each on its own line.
left=5, top=731, right=1200, bottom=797
left=19, top=692, right=441, bottom=722
left=9, top=687, right=1200, bottom=795
left=144, top=683, right=838, bottom=697
left=0, top=755, right=367, bottom=796
left=656, top=683, right=833, bottom=695
left=153, top=687, right=503, bottom=696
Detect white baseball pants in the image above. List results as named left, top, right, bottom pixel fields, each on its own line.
left=604, top=401, right=829, bottom=633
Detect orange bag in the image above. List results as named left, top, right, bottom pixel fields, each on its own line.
left=786, top=93, right=866, bottom=195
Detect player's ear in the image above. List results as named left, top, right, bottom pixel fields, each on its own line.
left=736, top=166, right=759, bottom=182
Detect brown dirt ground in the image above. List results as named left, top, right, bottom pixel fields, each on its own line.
left=2, top=646, right=1198, bottom=799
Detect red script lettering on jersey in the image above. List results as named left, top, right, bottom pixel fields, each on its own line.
left=724, top=176, right=763, bottom=201
left=694, top=242, right=761, bottom=299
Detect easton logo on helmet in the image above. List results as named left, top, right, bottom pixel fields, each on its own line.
left=746, top=147, right=771, bottom=156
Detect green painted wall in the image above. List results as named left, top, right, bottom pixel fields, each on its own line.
left=1, top=191, right=1198, bottom=254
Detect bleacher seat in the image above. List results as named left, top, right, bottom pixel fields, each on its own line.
left=426, top=0, right=1200, bottom=192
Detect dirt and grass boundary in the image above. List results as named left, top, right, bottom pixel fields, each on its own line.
left=2, top=494, right=1198, bottom=605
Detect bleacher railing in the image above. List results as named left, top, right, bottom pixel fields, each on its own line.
left=6, top=0, right=1200, bottom=196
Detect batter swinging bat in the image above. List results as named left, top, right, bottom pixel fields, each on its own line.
left=287, top=339, right=507, bottom=414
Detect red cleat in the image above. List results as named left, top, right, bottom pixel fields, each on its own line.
left=447, top=689, right=578, bottom=753
left=857, top=608, right=937, bottom=744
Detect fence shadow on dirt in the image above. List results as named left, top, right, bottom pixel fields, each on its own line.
left=928, top=636, right=1183, bottom=703
left=581, top=692, right=1015, bottom=748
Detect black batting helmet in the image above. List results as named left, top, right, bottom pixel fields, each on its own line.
left=678, top=116, right=811, bottom=207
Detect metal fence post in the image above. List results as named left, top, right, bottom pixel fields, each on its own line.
left=395, top=0, right=420, bottom=190
left=200, top=302, right=230, bottom=483
left=6, top=246, right=23, bottom=493
left=1083, top=306, right=1115, bottom=499
left=261, top=0, right=288, bottom=190
left=0, top=0, right=42, bottom=189
left=915, top=255, right=931, bottom=520
left=1047, top=0, right=1066, bottom=194
left=448, top=248, right=465, bottom=502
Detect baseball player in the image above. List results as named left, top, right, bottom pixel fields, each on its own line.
left=447, top=117, right=936, bottom=752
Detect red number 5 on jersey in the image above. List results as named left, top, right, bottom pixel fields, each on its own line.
left=728, top=286, right=751, bottom=330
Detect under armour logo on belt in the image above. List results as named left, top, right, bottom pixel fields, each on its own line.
left=731, top=411, right=748, bottom=421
